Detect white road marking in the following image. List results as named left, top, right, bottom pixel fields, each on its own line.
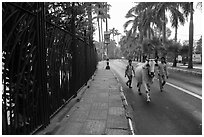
left=166, top=82, right=202, bottom=100
left=128, top=118, right=135, bottom=135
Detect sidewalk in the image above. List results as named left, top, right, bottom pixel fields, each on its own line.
left=36, top=61, right=131, bottom=135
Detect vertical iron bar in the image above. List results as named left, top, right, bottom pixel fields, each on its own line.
left=2, top=74, right=8, bottom=134
left=36, top=2, right=49, bottom=127
left=84, top=30, right=88, bottom=83
left=70, top=2, right=77, bottom=97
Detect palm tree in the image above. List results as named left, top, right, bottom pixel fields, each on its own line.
left=109, top=27, right=117, bottom=41
left=93, top=2, right=110, bottom=42
left=196, top=2, right=202, bottom=11
left=188, top=2, right=194, bottom=69
left=96, top=13, right=101, bottom=42
left=124, top=3, right=164, bottom=61
left=180, top=2, right=194, bottom=69
left=137, top=3, right=185, bottom=43
left=115, top=30, right=121, bottom=46
left=169, top=4, right=185, bottom=42
left=123, top=6, right=140, bottom=38
left=138, top=3, right=189, bottom=61
left=93, top=3, right=103, bottom=42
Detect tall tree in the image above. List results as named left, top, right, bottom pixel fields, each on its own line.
left=124, top=2, right=194, bottom=63
left=188, top=2, right=194, bottom=69
left=92, top=2, right=110, bottom=42
left=169, top=3, right=185, bottom=42
left=180, top=2, right=194, bottom=68
left=109, top=27, right=114, bottom=40
left=109, top=27, right=118, bottom=41
left=115, top=30, right=121, bottom=45
left=124, top=3, right=164, bottom=61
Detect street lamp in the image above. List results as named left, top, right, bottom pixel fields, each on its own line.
left=104, top=31, right=110, bottom=69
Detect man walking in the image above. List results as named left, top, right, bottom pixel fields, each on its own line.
left=157, top=57, right=169, bottom=92
left=125, top=59, right=135, bottom=88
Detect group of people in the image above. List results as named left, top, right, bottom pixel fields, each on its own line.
left=125, top=57, right=168, bottom=91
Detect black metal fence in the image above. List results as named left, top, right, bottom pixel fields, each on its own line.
left=2, top=2, right=98, bottom=134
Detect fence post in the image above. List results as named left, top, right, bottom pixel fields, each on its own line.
left=36, top=2, right=50, bottom=127
left=70, top=2, right=77, bottom=97
left=84, top=30, right=88, bottom=83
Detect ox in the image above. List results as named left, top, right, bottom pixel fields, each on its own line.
left=135, top=59, right=158, bottom=102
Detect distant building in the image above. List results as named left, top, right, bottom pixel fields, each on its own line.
left=193, top=53, right=202, bottom=63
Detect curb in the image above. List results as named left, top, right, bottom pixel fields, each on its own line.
left=119, top=86, right=135, bottom=135
left=168, top=67, right=202, bottom=76
left=111, top=71, right=135, bottom=135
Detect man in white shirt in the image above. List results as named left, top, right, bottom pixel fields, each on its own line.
left=157, top=57, right=169, bottom=92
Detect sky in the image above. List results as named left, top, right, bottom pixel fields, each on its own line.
left=93, top=1, right=203, bottom=45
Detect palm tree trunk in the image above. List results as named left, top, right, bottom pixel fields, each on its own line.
left=97, top=17, right=101, bottom=42
left=162, top=10, right=166, bottom=44
left=173, top=25, right=178, bottom=67
left=173, top=53, right=177, bottom=67
left=188, top=2, right=193, bottom=69
left=100, top=18, right=104, bottom=42
left=148, top=24, right=151, bottom=40
left=139, top=30, right=145, bottom=62
left=175, top=25, right=178, bottom=42
left=105, top=3, right=108, bottom=58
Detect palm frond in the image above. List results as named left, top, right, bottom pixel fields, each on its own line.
left=123, top=20, right=134, bottom=29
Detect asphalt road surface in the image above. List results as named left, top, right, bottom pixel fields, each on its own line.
left=109, top=59, right=202, bottom=135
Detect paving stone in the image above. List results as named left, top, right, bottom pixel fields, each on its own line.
left=83, top=93, right=95, bottom=98
left=109, top=84, right=119, bottom=89
left=109, top=88, right=120, bottom=93
left=76, top=103, right=92, bottom=111
left=68, top=109, right=89, bottom=122
left=107, top=115, right=128, bottom=129
left=109, top=107, right=125, bottom=116
left=92, top=102, right=109, bottom=110
left=87, top=89, right=106, bottom=94
left=97, top=92, right=109, bottom=98
left=56, top=121, right=83, bottom=135
left=80, top=97, right=93, bottom=104
left=90, top=83, right=110, bottom=89
left=109, top=94, right=121, bottom=101
left=81, top=93, right=97, bottom=103
left=105, top=129, right=129, bottom=135
left=92, top=96, right=109, bottom=103
left=109, top=99, right=123, bottom=107
left=80, top=120, right=106, bottom=135
left=88, top=109, right=108, bottom=120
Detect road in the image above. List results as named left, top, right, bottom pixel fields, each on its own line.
left=109, top=59, right=202, bottom=135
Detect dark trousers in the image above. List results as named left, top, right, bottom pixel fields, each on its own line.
left=126, top=75, right=133, bottom=87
